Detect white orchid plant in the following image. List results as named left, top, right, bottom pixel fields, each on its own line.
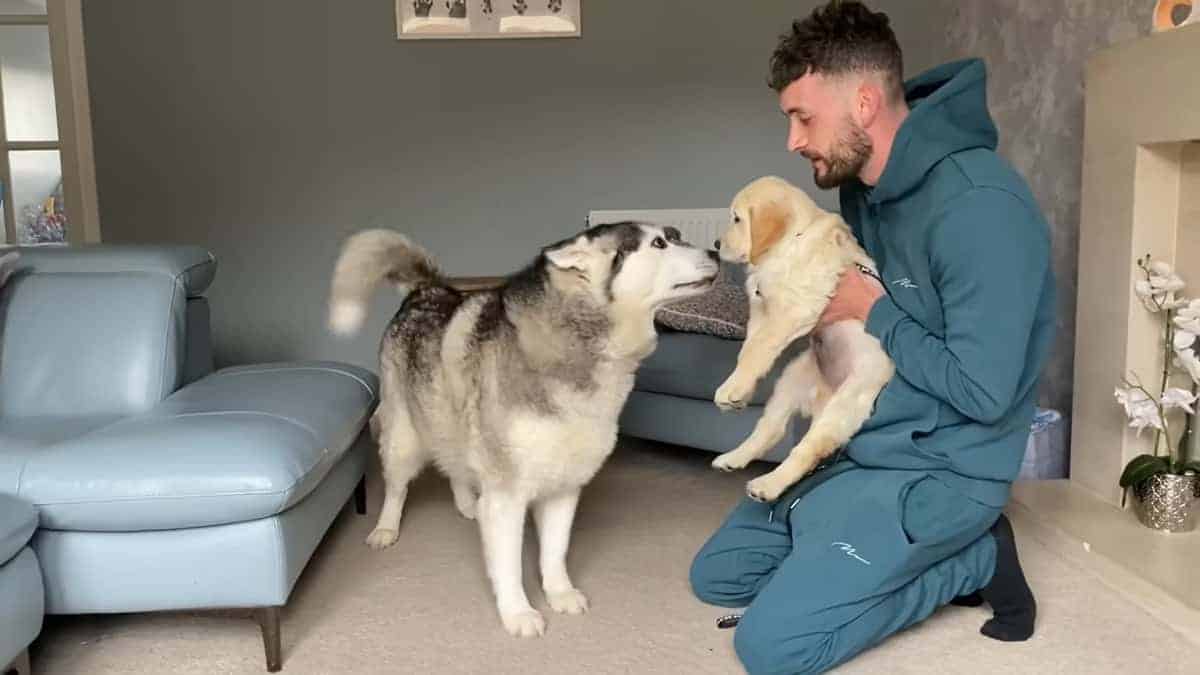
left=1115, top=255, right=1200, bottom=499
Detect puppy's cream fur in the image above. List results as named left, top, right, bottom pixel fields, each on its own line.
left=713, top=175, right=895, bottom=502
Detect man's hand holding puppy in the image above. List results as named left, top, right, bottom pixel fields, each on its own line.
left=817, top=267, right=884, bottom=329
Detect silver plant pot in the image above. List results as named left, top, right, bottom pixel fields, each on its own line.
left=1133, top=473, right=1200, bottom=532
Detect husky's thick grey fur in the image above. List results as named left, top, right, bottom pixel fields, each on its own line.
left=328, top=222, right=718, bottom=637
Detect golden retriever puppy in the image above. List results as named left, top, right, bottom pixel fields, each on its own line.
left=711, top=175, right=894, bottom=502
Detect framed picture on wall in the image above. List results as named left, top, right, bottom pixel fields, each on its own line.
left=396, top=0, right=581, bottom=40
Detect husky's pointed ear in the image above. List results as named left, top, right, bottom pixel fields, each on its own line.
left=545, top=237, right=592, bottom=272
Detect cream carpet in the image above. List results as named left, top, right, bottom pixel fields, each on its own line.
left=30, top=439, right=1194, bottom=674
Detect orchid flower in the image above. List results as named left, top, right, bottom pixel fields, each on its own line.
left=1115, top=386, right=1164, bottom=435
left=1162, top=387, right=1197, bottom=415
left=1136, top=259, right=1188, bottom=311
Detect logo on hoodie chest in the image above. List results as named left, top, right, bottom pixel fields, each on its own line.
left=885, top=271, right=945, bottom=334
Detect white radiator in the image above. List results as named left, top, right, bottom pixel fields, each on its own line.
left=586, top=208, right=730, bottom=250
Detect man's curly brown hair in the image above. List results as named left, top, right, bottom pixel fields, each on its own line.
left=768, top=1, right=904, bottom=103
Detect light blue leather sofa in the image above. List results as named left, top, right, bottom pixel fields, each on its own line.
left=0, top=245, right=378, bottom=672
left=1, top=494, right=41, bottom=675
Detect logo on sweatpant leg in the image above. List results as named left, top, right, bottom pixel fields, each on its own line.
left=832, top=542, right=872, bottom=565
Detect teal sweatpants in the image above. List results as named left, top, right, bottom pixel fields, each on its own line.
left=690, top=462, right=1001, bottom=675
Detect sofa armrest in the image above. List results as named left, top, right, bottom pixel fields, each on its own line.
left=19, top=362, right=379, bottom=532
left=0, top=494, right=38, bottom=565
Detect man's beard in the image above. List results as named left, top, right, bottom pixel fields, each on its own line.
left=809, top=120, right=873, bottom=189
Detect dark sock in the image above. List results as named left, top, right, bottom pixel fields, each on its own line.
left=949, top=592, right=984, bottom=607
left=977, top=514, right=1036, bottom=641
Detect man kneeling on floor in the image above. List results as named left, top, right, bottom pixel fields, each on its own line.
left=689, top=2, right=1057, bottom=673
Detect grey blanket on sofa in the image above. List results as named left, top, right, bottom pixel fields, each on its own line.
left=655, top=264, right=749, bottom=340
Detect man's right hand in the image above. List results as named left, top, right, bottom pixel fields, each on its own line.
left=817, top=267, right=884, bottom=330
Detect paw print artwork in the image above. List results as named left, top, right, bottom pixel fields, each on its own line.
left=548, top=0, right=562, bottom=12
left=412, top=0, right=433, bottom=17
left=446, top=0, right=466, bottom=18
left=513, top=0, right=527, bottom=15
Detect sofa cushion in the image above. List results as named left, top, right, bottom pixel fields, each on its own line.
left=636, top=331, right=808, bottom=405
left=0, top=416, right=123, bottom=494
left=0, top=244, right=218, bottom=418
left=18, top=361, right=379, bottom=532
left=0, top=493, right=38, bottom=565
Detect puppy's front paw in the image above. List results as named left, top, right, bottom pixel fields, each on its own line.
left=501, top=608, right=547, bottom=638
left=714, top=378, right=753, bottom=412
left=365, top=527, right=400, bottom=550
left=546, top=588, right=589, bottom=615
left=712, top=451, right=751, bottom=472
left=746, top=474, right=788, bottom=503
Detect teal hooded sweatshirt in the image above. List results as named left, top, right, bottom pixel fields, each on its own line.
left=839, top=58, right=1057, bottom=508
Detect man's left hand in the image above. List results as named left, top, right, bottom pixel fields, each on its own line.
left=817, top=267, right=884, bottom=330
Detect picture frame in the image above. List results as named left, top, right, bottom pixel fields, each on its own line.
left=396, top=0, right=581, bottom=40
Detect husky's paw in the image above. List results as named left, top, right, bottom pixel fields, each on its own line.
left=714, top=378, right=752, bottom=412
left=546, top=588, right=589, bottom=615
left=501, top=608, right=546, bottom=638
left=455, top=498, right=478, bottom=520
left=451, top=480, right=478, bottom=520
left=365, top=527, right=400, bottom=549
left=712, top=451, right=751, bottom=472
left=746, top=474, right=788, bottom=503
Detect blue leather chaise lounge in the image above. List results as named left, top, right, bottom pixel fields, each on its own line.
left=0, top=245, right=378, bottom=672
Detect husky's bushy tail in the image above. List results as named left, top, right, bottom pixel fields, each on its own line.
left=328, top=229, right=442, bottom=336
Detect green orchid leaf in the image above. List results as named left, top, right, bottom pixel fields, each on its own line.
left=1119, top=454, right=1170, bottom=488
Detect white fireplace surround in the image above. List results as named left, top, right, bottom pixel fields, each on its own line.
left=1010, top=21, right=1200, bottom=639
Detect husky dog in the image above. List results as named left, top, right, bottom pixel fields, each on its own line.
left=327, top=223, right=719, bottom=637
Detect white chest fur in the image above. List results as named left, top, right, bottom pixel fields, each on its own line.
left=502, top=362, right=635, bottom=497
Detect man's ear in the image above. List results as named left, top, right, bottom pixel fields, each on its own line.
left=749, top=202, right=790, bottom=264
left=857, top=80, right=883, bottom=128
left=545, top=237, right=592, bottom=272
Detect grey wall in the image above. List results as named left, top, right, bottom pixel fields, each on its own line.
left=83, top=0, right=946, bottom=370
left=934, top=0, right=1155, bottom=423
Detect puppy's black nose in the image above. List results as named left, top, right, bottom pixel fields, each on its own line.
left=707, top=250, right=720, bottom=263
left=713, top=240, right=721, bottom=250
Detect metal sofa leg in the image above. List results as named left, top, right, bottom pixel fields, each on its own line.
left=4, top=649, right=31, bottom=675
left=354, top=476, right=367, bottom=515
left=256, top=606, right=283, bottom=672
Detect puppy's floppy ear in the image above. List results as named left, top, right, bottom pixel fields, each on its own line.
left=749, top=201, right=790, bottom=264
left=545, top=236, right=593, bottom=272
